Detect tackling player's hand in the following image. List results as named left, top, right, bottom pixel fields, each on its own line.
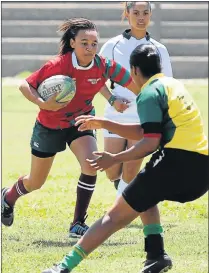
left=75, top=115, right=104, bottom=131
left=113, top=97, right=130, bottom=113
left=87, top=151, right=118, bottom=171
left=36, top=93, right=69, bottom=111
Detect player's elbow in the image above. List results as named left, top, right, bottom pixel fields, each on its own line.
left=19, top=80, right=27, bottom=92
left=133, top=126, right=144, bottom=141
left=19, top=80, right=31, bottom=94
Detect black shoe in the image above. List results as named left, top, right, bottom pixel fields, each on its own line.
left=69, top=221, right=89, bottom=238
left=139, top=253, right=172, bottom=273
left=1, top=188, right=14, bottom=227
left=41, top=264, right=69, bottom=273
left=69, top=214, right=89, bottom=238
left=114, top=179, right=120, bottom=190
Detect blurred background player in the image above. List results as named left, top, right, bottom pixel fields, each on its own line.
left=99, top=1, right=173, bottom=196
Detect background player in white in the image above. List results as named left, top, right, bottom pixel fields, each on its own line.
left=99, top=1, right=173, bottom=195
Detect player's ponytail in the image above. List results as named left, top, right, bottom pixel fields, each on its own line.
left=58, top=18, right=97, bottom=55
left=121, top=1, right=152, bottom=20
left=121, top=2, right=135, bottom=20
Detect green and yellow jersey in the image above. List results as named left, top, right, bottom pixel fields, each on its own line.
left=136, top=73, right=208, bottom=155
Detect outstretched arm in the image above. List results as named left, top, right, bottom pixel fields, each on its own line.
left=86, top=137, right=160, bottom=171
left=75, top=115, right=160, bottom=171
left=75, top=115, right=143, bottom=140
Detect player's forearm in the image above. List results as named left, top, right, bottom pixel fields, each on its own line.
left=113, top=138, right=159, bottom=162
left=101, top=119, right=143, bottom=140
left=19, top=80, right=42, bottom=106
left=99, top=84, right=112, bottom=101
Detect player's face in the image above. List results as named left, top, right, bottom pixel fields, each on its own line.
left=70, top=29, right=99, bottom=66
left=126, top=2, right=151, bottom=31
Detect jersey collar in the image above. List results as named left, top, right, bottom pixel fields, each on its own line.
left=122, top=29, right=151, bottom=41
left=72, top=51, right=94, bottom=70
left=141, top=73, right=165, bottom=89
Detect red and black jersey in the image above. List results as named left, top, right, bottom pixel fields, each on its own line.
left=26, top=52, right=132, bottom=129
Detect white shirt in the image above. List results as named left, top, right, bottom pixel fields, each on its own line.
left=99, top=30, right=173, bottom=102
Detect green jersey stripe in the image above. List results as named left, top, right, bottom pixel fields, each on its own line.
left=119, top=70, right=131, bottom=86
left=110, top=63, right=122, bottom=80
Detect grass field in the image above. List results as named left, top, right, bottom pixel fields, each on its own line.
left=2, top=81, right=208, bottom=273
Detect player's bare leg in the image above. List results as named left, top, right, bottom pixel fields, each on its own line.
left=104, top=137, right=126, bottom=187
left=2, top=155, right=55, bottom=226
left=117, top=138, right=143, bottom=196
left=41, top=196, right=171, bottom=273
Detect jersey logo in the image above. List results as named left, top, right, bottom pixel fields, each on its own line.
left=33, top=142, right=39, bottom=148
left=87, top=78, right=101, bottom=84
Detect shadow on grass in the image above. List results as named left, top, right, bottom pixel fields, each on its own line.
left=32, top=224, right=178, bottom=248
left=103, top=241, right=138, bottom=246
left=163, top=223, right=178, bottom=230
left=126, top=223, right=178, bottom=230
left=32, top=240, right=77, bottom=248
left=126, top=223, right=143, bottom=229
left=7, top=236, right=20, bottom=242
left=32, top=239, right=139, bottom=248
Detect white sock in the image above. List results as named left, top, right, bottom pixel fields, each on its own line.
left=117, top=179, right=129, bottom=197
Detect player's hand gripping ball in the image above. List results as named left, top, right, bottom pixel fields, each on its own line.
left=37, top=75, right=76, bottom=103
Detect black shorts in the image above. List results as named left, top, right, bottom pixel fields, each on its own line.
left=30, top=121, right=96, bottom=157
left=122, top=148, right=209, bottom=213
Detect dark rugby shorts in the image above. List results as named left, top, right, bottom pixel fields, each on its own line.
left=30, top=121, right=96, bottom=158
left=122, top=148, right=209, bottom=213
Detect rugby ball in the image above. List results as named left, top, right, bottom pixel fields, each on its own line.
left=37, top=75, right=76, bottom=103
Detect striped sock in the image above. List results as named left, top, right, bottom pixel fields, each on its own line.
left=60, top=245, right=87, bottom=270
left=117, top=178, right=128, bottom=197
left=5, top=176, right=28, bottom=207
left=73, top=173, right=96, bottom=224
left=143, top=224, right=163, bottom=237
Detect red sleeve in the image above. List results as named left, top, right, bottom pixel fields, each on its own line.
left=26, top=53, right=72, bottom=89
left=100, top=57, right=132, bottom=87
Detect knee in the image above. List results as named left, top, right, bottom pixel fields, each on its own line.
left=105, top=209, right=127, bottom=230
left=106, top=169, right=122, bottom=182
left=123, top=163, right=141, bottom=182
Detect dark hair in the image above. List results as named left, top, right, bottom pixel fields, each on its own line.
left=130, top=44, right=161, bottom=77
left=122, top=1, right=152, bottom=20
left=58, top=18, right=97, bottom=55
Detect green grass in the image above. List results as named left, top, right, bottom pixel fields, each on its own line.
left=15, top=70, right=32, bottom=78
left=2, top=83, right=208, bottom=273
